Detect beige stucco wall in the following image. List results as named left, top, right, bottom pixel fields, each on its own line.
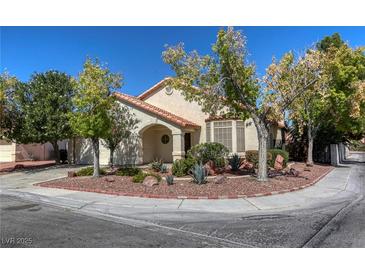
left=144, top=86, right=208, bottom=144
left=71, top=100, right=186, bottom=165
left=244, top=118, right=259, bottom=151
left=142, top=125, right=173, bottom=163
left=0, top=141, right=16, bottom=162
left=269, top=125, right=284, bottom=148
left=0, top=140, right=66, bottom=162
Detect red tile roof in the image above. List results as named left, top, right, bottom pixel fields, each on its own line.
left=114, top=92, right=200, bottom=129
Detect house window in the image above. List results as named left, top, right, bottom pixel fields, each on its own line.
left=236, top=121, right=245, bottom=152
left=161, top=135, right=170, bottom=144
left=206, top=122, right=211, bottom=142
left=213, top=121, right=232, bottom=152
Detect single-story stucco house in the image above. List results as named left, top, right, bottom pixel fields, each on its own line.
left=68, top=78, right=285, bottom=165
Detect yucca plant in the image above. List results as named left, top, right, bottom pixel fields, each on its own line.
left=166, top=174, right=174, bottom=185
left=228, top=153, right=241, bottom=171
left=189, top=164, right=208, bottom=185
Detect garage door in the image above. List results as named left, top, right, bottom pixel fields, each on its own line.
left=0, top=143, right=14, bottom=162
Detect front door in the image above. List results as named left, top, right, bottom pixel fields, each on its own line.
left=184, top=133, right=191, bottom=156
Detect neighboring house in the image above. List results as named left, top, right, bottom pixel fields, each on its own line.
left=69, top=78, right=285, bottom=165
left=0, top=139, right=67, bottom=163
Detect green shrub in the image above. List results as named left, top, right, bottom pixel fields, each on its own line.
left=172, top=157, right=197, bottom=177
left=228, top=153, right=241, bottom=171
left=115, top=167, right=141, bottom=176
left=189, top=164, right=208, bottom=185
left=76, top=166, right=106, bottom=176
left=150, top=159, right=163, bottom=172
left=187, top=142, right=229, bottom=165
left=268, top=149, right=289, bottom=167
left=214, top=157, right=226, bottom=168
left=132, top=172, right=162, bottom=183
left=245, top=150, right=272, bottom=168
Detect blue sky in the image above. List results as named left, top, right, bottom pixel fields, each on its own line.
left=1, top=27, right=364, bottom=96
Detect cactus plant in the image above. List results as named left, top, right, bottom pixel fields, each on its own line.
left=228, top=153, right=241, bottom=171
left=166, top=174, right=174, bottom=185
left=189, top=164, right=208, bottom=185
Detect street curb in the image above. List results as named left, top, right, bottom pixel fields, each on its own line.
left=302, top=193, right=363, bottom=247
left=34, top=167, right=334, bottom=200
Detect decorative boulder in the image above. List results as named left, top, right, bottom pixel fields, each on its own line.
left=289, top=168, right=299, bottom=177
left=142, top=176, right=159, bottom=187
left=240, top=160, right=254, bottom=170
left=213, top=174, right=227, bottom=184
left=204, top=161, right=216, bottom=176
left=68, top=171, right=76, bottom=177
left=274, top=155, right=284, bottom=171
left=105, top=177, right=115, bottom=182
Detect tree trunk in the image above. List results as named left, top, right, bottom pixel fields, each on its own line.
left=91, top=137, right=100, bottom=177
left=306, top=125, right=314, bottom=166
left=52, top=141, right=60, bottom=164
left=109, top=147, right=115, bottom=168
left=72, top=137, right=76, bottom=164
left=252, top=115, right=269, bottom=182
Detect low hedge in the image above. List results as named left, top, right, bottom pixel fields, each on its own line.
left=245, top=149, right=289, bottom=168
left=116, top=167, right=141, bottom=176
left=172, top=157, right=197, bottom=177
left=187, top=142, right=229, bottom=165
left=245, top=150, right=272, bottom=168
left=75, top=167, right=107, bottom=176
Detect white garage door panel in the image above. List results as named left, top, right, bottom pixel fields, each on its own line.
left=0, top=145, right=14, bottom=162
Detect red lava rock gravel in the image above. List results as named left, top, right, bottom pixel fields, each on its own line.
left=36, top=163, right=333, bottom=199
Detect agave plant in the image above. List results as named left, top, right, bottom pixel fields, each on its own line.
left=160, top=164, right=168, bottom=173
left=228, top=153, right=241, bottom=171
left=166, top=174, right=174, bottom=185
left=150, top=159, right=163, bottom=172
left=189, top=164, right=208, bottom=185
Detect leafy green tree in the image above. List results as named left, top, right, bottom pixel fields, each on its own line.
left=284, top=50, right=330, bottom=166
left=316, top=33, right=344, bottom=51
left=70, top=58, right=121, bottom=177
left=287, top=34, right=364, bottom=165
left=102, top=102, right=139, bottom=167
left=163, top=28, right=322, bottom=181
left=21, top=71, right=74, bottom=163
left=320, top=38, right=365, bottom=140
left=0, top=72, right=28, bottom=144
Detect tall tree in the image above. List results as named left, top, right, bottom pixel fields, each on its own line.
left=320, top=39, right=365, bottom=140
left=70, top=58, right=121, bottom=177
left=1, top=72, right=29, bottom=144
left=281, top=50, right=329, bottom=166
left=102, top=102, right=139, bottom=167
left=21, top=71, right=74, bottom=163
left=163, top=27, right=322, bottom=181
left=286, top=34, right=364, bottom=165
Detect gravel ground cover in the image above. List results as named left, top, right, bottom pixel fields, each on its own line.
left=36, top=163, right=333, bottom=199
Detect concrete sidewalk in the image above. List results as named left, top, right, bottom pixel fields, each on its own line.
left=1, top=162, right=362, bottom=218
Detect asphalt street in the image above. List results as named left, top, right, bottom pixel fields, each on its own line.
left=0, top=153, right=364, bottom=248
left=0, top=194, right=232, bottom=247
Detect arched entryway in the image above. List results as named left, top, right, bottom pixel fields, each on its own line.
left=140, top=124, right=173, bottom=164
